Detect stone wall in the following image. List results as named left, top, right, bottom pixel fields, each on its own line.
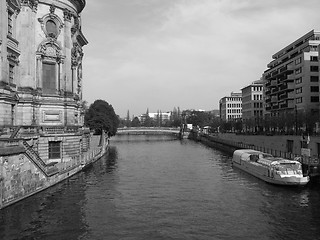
left=216, top=133, right=320, bottom=158
left=0, top=134, right=106, bottom=209
left=0, top=153, right=47, bottom=208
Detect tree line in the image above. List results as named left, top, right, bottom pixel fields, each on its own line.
left=83, top=101, right=320, bottom=137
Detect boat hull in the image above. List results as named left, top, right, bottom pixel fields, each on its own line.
left=232, top=152, right=309, bottom=186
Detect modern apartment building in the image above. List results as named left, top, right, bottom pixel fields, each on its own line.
left=219, top=92, right=242, bottom=121
left=241, top=80, right=264, bottom=119
left=263, top=30, right=320, bottom=117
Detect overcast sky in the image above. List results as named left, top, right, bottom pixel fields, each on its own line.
left=81, top=0, right=320, bottom=118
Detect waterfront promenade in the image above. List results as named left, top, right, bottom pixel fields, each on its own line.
left=190, top=131, right=320, bottom=178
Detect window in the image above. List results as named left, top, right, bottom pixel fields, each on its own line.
left=295, top=77, right=302, bottom=84
left=11, top=104, right=15, bottom=125
left=296, top=97, right=302, bottom=103
left=287, top=140, right=294, bottom=153
left=295, top=68, right=301, bottom=74
left=311, top=46, right=318, bottom=51
left=311, top=96, right=319, bottom=102
left=311, top=56, right=318, bottom=62
left=42, top=62, right=56, bottom=94
left=8, top=11, right=13, bottom=37
left=295, top=57, right=301, bottom=65
left=296, top=87, right=302, bottom=94
left=310, top=86, right=319, bottom=92
left=46, top=20, right=58, bottom=38
left=310, top=66, right=319, bottom=72
left=49, top=141, right=61, bottom=159
left=9, top=64, right=14, bottom=83
left=310, top=76, right=319, bottom=82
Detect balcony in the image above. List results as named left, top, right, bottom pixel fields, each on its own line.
left=287, top=100, right=295, bottom=109
left=280, top=103, right=288, bottom=108
left=271, top=96, right=278, bottom=102
left=286, top=74, right=295, bottom=80
left=279, top=84, right=287, bottom=91
left=287, top=64, right=294, bottom=71
left=287, top=82, right=295, bottom=89
left=279, top=92, right=294, bottom=100
left=270, top=79, right=277, bottom=86
left=279, top=93, right=287, bottom=100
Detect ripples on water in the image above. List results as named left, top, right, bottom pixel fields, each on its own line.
left=1, top=135, right=320, bottom=240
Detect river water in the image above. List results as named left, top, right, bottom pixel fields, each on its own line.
left=1, top=135, right=320, bottom=240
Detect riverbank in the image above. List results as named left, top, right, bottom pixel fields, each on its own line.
left=0, top=131, right=108, bottom=210
left=188, top=131, right=320, bottom=178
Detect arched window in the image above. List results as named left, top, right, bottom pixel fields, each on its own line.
left=46, top=20, right=58, bottom=38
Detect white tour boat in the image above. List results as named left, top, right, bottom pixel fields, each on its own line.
left=232, top=149, right=309, bottom=186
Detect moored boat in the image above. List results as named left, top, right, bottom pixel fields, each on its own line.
left=232, top=149, right=309, bottom=186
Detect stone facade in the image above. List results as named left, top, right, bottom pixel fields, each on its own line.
left=1, top=0, right=87, bottom=128
left=0, top=1, right=107, bottom=210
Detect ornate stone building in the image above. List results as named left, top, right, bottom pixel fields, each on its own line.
left=0, top=0, right=108, bottom=209
left=0, top=0, right=89, bottom=162
left=1, top=0, right=87, bottom=127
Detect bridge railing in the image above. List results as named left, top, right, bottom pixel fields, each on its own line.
left=117, top=127, right=180, bottom=131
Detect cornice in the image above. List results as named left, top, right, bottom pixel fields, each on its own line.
left=71, top=0, right=85, bottom=13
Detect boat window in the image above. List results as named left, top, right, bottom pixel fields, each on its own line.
left=250, top=155, right=259, bottom=161
left=277, top=163, right=300, bottom=172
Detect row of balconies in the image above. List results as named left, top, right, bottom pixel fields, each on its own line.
left=267, top=36, right=320, bottom=68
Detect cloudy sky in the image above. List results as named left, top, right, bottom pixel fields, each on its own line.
left=81, top=0, right=320, bottom=117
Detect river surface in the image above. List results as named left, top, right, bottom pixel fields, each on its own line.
left=1, top=135, right=320, bottom=240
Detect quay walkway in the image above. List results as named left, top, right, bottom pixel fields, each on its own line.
left=189, top=131, right=320, bottom=178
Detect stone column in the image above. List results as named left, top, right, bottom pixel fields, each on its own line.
left=71, top=66, right=76, bottom=93
left=58, top=61, right=62, bottom=93
left=36, top=56, right=41, bottom=89
left=63, top=10, right=72, bottom=94
left=0, top=157, right=3, bottom=209
left=16, top=2, right=37, bottom=89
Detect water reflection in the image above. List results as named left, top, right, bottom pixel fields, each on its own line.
left=2, top=138, right=320, bottom=239
left=0, top=174, right=88, bottom=240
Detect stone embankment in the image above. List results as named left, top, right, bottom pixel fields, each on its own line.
left=189, top=131, right=320, bottom=178
left=0, top=134, right=108, bottom=209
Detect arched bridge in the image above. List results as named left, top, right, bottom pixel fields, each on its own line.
left=117, top=127, right=181, bottom=137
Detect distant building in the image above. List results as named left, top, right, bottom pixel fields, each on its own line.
left=241, top=80, right=264, bottom=123
left=263, top=30, right=320, bottom=117
left=139, top=111, right=171, bottom=125
left=219, top=92, right=242, bottom=121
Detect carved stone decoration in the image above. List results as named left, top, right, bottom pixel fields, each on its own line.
left=7, top=52, right=19, bottom=65
left=7, top=0, right=21, bottom=12
left=63, top=8, right=73, bottom=22
left=71, top=42, right=83, bottom=67
left=20, top=0, right=38, bottom=11
left=77, top=63, right=82, bottom=95
left=37, top=40, right=64, bottom=62
left=38, top=13, right=63, bottom=40
left=49, top=4, right=55, bottom=14
left=71, top=16, right=80, bottom=36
